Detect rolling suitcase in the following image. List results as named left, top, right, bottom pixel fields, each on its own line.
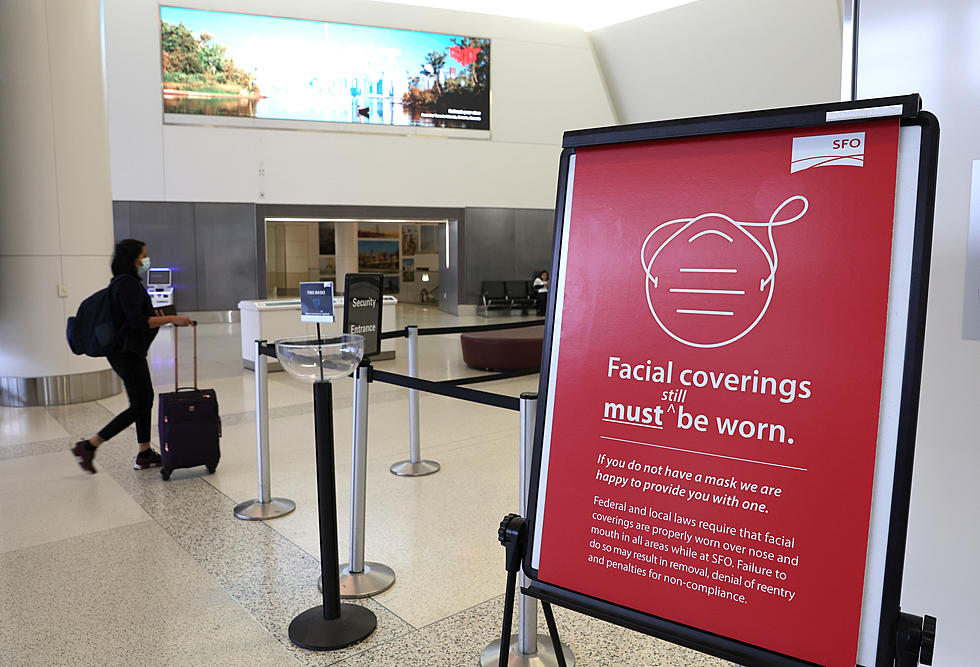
left=158, top=323, right=221, bottom=481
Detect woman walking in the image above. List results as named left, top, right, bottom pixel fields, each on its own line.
left=71, top=239, right=194, bottom=474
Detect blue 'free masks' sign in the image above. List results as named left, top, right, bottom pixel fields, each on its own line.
left=300, top=282, right=334, bottom=323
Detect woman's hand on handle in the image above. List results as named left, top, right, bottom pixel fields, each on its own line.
left=147, top=314, right=196, bottom=328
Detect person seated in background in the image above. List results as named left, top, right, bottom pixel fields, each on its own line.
left=533, top=270, right=549, bottom=315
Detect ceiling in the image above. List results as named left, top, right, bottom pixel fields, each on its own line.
left=374, top=0, right=699, bottom=31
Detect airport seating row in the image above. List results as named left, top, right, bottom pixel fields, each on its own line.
left=480, top=280, right=536, bottom=316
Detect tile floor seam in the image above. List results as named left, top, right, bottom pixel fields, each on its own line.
left=0, top=437, right=74, bottom=461
left=413, top=428, right=521, bottom=456
left=124, top=501, right=308, bottom=666
left=363, top=432, right=517, bottom=465
left=313, top=616, right=425, bottom=666
left=44, top=402, right=116, bottom=428
left=186, top=467, right=446, bottom=660
left=105, top=470, right=396, bottom=665
left=174, top=475, right=425, bottom=656
left=0, top=517, right=159, bottom=558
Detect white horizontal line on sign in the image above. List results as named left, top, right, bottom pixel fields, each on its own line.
left=676, top=309, right=734, bottom=316
left=600, top=435, right=808, bottom=471
left=602, top=418, right=664, bottom=430
left=669, top=289, right=745, bottom=295
left=679, top=268, right=738, bottom=273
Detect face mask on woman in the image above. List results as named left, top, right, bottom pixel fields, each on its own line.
left=137, top=257, right=151, bottom=280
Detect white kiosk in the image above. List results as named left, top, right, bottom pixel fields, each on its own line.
left=146, top=267, right=175, bottom=310
left=238, top=296, right=397, bottom=369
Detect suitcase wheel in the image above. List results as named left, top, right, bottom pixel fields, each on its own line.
left=161, top=468, right=172, bottom=481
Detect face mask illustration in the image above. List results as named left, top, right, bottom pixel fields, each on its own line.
left=640, top=195, right=807, bottom=348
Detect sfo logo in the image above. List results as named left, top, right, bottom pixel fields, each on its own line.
left=791, top=132, right=865, bottom=173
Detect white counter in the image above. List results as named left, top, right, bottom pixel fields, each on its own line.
left=238, top=296, right=397, bottom=369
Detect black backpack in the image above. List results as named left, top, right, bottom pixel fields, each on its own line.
left=67, top=278, right=121, bottom=357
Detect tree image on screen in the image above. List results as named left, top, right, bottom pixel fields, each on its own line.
left=158, top=7, right=490, bottom=129
left=401, top=36, right=490, bottom=129
left=161, top=21, right=261, bottom=116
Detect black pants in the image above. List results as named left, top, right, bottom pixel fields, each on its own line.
left=98, top=352, right=154, bottom=443
left=535, top=292, right=548, bottom=315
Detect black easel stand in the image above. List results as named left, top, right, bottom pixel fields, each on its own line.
left=496, top=514, right=567, bottom=667
left=895, top=612, right=936, bottom=667
left=288, top=380, right=377, bottom=650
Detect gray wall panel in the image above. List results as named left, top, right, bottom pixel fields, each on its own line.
left=463, top=208, right=515, bottom=304
left=514, top=209, right=556, bottom=282
left=461, top=207, right=554, bottom=304
left=113, top=201, right=551, bottom=311
left=193, top=203, right=258, bottom=310
left=127, top=202, right=198, bottom=311
left=112, top=201, right=131, bottom=240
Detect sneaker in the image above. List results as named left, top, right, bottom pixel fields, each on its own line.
left=71, top=440, right=97, bottom=474
left=133, top=448, right=162, bottom=470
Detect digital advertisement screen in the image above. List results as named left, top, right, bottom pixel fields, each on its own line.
left=160, top=7, right=490, bottom=130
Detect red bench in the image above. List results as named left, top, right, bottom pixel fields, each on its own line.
left=460, top=326, right=545, bottom=371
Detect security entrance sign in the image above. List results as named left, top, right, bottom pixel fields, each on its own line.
left=526, top=97, right=939, bottom=667
left=344, top=273, right=383, bottom=358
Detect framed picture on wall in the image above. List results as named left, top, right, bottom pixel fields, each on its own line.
left=358, top=223, right=399, bottom=239
left=401, top=224, right=418, bottom=256
left=319, top=257, right=336, bottom=279
left=318, top=222, right=335, bottom=254
left=358, top=240, right=399, bottom=272
left=402, top=257, right=415, bottom=282
left=420, top=224, right=438, bottom=253
left=383, top=275, right=400, bottom=294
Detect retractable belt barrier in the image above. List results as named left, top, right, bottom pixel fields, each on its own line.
left=382, top=320, right=543, bottom=476
left=370, top=368, right=519, bottom=411
left=379, top=318, right=545, bottom=340
left=244, top=320, right=547, bottom=650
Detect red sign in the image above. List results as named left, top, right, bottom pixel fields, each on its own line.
left=536, top=119, right=900, bottom=666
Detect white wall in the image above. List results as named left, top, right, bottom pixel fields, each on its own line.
left=588, top=0, right=841, bottom=123
left=102, top=0, right=616, bottom=208
left=858, top=1, right=980, bottom=663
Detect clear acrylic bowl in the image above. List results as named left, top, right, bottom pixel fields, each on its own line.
left=275, top=334, right=364, bottom=382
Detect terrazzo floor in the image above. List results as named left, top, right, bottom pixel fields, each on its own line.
left=0, top=305, right=733, bottom=666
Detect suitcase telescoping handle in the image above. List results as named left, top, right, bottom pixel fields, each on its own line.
left=173, top=321, right=199, bottom=391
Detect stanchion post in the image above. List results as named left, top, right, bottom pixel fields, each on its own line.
left=336, top=362, right=395, bottom=597
left=235, top=339, right=296, bottom=520
left=288, top=380, right=376, bottom=650
left=390, top=325, right=440, bottom=476
left=517, top=393, right=538, bottom=655
left=480, top=393, right=574, bottom=667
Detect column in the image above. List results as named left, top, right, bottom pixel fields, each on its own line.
left=0, top=0, right=120, bottom=405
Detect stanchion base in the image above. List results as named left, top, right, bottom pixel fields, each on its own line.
left=288, top=603, right=376, bottom=650
left=337, top=562, right=396, bottom=598
left=389, top=460, right=441, bottom=477
left=480, top=636, right=575, bottom=667
left=234, top=498, right=296, bottom=520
